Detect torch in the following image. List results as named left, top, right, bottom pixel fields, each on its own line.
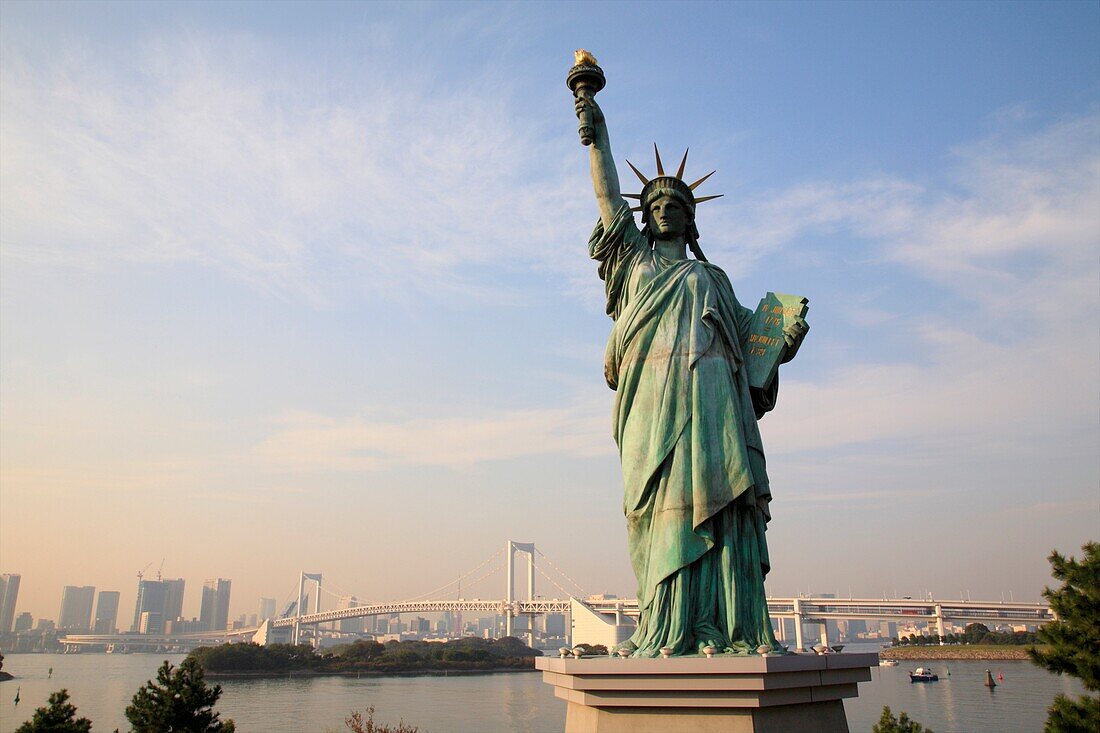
left=567, top=49, right=605, bottom=146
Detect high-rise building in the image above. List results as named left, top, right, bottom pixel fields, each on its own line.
left=259, top=597, right=276, bottom=621
left=409, top=616, right=430, bottom=635
left=545, top=612, right=566, bottom=637
left=162, top=579, right=186, bottom=626
left=94, top=591, right=121, bottom=634
left=338, top=596, right=364, bottom=634
left=58, top=586, right=96, bottom=631
left=13, top=612, right=33, bottom=633
left=132, top=580, right=167, bottom=634
left=139, top=611, right=162, bottom=634
left=0, top=574, right=21, bottom=634
left=199, top=579, right=231, bottom=631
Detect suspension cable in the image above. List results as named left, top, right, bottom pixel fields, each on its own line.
left=535, top=548, right=588, bottom=596
left=533, top=562, right=578, bottom=599
left=455, top=559, right=505, bottom=597
left=398, top=547, right=505, bottom=603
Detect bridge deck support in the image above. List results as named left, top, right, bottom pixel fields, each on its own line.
left=792, top=600, right=804, bottom=652
left=505, top=541, right=535, bottom=643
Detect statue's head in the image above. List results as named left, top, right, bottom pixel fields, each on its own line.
left=641, top=180, right=697, bottom=243
left=626, top=146, right=722, bottom=260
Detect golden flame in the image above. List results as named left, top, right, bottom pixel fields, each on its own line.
left=574, top=49, right=598, bottom=66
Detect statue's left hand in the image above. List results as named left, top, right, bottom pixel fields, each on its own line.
left=782, top=317, right=808, bottom=362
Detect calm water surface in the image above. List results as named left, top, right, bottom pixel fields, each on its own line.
left=0, top=651, right=1084, bottom=732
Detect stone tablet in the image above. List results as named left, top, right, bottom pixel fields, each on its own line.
left=745, top=292, right=809, bottom=391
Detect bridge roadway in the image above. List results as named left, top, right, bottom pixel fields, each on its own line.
left=58, top=597, right=1052, bottom=649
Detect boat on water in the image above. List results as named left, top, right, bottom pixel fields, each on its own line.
left=910, top=667, right=939, bottom=682
left=880, top=658, right=899, bottom=667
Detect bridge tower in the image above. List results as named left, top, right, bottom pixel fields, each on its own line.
left=293, top=572, right=323, bottom=646
left=505, top=541, right=535, bottom=643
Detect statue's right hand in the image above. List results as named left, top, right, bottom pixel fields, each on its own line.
left=574, top=95, right=605, bottom=124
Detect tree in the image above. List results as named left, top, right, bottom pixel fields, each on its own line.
left=343, top=706, right=419, bottom=733
left=1029, top=542, right=1100, bottom=732
left=872, top=706, right=933, bottom=733
left=125, top=657, right=235, bottom=732
left=14, top=689, right=92, bottom=733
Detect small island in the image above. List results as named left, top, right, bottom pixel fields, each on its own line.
left=880, top=625, right=1045, bottom=661
left=188, top=636, right=542, bottom=678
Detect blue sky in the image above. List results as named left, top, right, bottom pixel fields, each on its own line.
left=1, top=1, right=1097, bottom=621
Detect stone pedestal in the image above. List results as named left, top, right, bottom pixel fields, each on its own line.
left=535, top=652, right=878, bottom=733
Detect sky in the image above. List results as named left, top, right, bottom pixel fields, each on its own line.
left=1, top=0, right=1097, bottom=625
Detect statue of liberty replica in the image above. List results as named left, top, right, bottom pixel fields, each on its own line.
left=569, top=51, right=809, bottom=658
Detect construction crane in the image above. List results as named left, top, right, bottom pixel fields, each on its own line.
left=136, top=562, right=152, bottom=582
left=156, top=558, right=165, bottom=581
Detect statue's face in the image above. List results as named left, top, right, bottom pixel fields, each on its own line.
left=648, top=196, right=688, bottom=239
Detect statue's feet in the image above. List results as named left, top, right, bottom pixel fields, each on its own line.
left=612, top=640, right=638, bottom=658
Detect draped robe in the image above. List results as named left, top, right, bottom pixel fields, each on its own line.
left=590, top=204, right=781, bottom=657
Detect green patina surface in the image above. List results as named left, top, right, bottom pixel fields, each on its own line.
left=572, top=52, right=808, bottom=658
left=746, top=293, right=809, bottom=391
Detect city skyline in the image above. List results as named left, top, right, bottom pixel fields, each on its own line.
left=1, top=2, right=1097, bottom=623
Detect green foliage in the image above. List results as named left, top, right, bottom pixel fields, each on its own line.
left=574, top=643, right=609, bottom=656
left=1029, top=542, right=1100, bottom=733
left=189, top=643, right=317, bottom=672
left=1043, top=694, right=1100, bottom=732
left=344, top=706, right=419, bottom=733
left=125, top=657, right=235, bottom=732
left=340, top=640, right=385, bottom=662
left=964, top=622, right=990, bottom=637
left=189, top=636, right=540, bottom=675
left=872, top=706, right=933, bottom=733
left=14, top=689, right=92, bottom=733
left=897, top=627, right=1040, bottom=647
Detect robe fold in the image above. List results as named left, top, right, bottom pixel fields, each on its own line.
left=590, top=204, right=781, bottom=656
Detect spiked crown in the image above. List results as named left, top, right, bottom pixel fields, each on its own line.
left=623, top=144, right=723, bottom=214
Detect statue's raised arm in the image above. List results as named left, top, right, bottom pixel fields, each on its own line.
left=575, top=95, right=626, bottom=229
left=568, top=51, right=626, bottom=229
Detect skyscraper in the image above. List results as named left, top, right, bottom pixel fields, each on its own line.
left=131, top=580, right=167, bottom=634
left=94, top=591, right=121, bottom=634
left=13, top=612, right=32, bottom=632
left=58, top=586, right=96, bottom=631
left=338, top=596, right=363, bottom=634
left=161, top=579, right=186, bottom=626
left=199, top=579, right=231, bottom=631
left=0, top=574, right=21, bottom=634
left=258, top=597, right=276, bottom=620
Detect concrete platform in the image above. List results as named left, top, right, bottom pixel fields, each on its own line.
left=535, top=652, right=878, bottom=733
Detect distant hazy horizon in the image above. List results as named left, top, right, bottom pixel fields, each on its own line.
left=2, top=1, right=1097, bottom=625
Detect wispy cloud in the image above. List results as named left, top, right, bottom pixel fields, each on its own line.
left=0, top=31, right=592, bottom=306
left=2, top=28, right=1095, bottom=489
left=252, top=391, right=613, bottom=472
left=750, top=113, right=1099, bottom=473
left=230, top=112, right=1097, bottom=477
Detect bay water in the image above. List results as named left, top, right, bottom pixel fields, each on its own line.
left=0, top=651, right=1085, bottom=732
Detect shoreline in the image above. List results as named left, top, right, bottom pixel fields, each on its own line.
left=205, top=666, right=539, bottom=679
left=880, top=645, right=1038, bottom=661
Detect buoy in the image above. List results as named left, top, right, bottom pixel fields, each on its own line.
left=984, top=669, right=997, bottom=688
left=998, top=672, right=1004, bottom=682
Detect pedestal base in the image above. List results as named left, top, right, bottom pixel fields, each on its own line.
left=564, top=699, right=849, bottom=733
left=535, top=652, right=878, bottom=733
